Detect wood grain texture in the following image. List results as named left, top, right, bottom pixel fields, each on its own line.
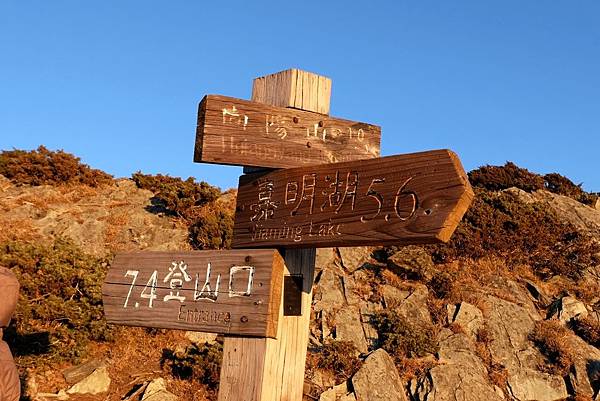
left=218, top=70, right=322, bottom=401
left=232, top=149, right=474, bottom=249
left=252, top=69, right=331, bottom=114
left=102, top=250, right=284, bottom=338
left=194, top=94, right=380, bottom=168
left=217, top=249, right=316, bottom=401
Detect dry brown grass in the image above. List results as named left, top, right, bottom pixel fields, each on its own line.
left=96, top=327, right=213, bottom=401
left=0, top=216, right=43, bottom=244
left=570, top=316, right=600, bottom=346
left=395, top=357, right=438, bottom=382
left=530, top=320, right=576, bottom=375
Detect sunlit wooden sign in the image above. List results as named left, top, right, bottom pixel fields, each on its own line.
left=232, top=149, right=474, bottom=248
left=102, top=250, right=284, bottom=338
left=194, top=95, right=381, bottom=168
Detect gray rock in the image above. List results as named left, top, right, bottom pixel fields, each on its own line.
left=410, top=330, right=503, bottom=401
left=381, top=285, right=409, bottom=309
left=37, top=390, right=70, bottom=400
left=184, top=331, right=217, bottom=345
left=547, top=296, right=588, bottom=323
left=62, top=358, right=105, bottom=385
left=339, top=247, right=373, bottom=273
left=339, top=393, right=357, bottom=401
left=446, top=302, right=483, bottom=340
left=565, top=333, right=600, bottom=398
left=394, top=284, right=432, bottom=327
left=359, top=302, right=381, bottom=350
left=352, top=349, right=407, bottom=401
left=335, top=307, right=369, bottom=354
left=485, top=296, right=541, bottom=370
left=506, top=370, right=568, bottom=401
left=341, top=275, right=361, bottom=306
left=314, top=270, right=346, bottom=312
left=0, top=179, right=190, bottom=255
left=316, top=248, right=338, bottom=272
left=386, top=246, right=433, bottom=280
left=66, top=366, right=111, bottom=395
left=528, top=190, right=600, bottom=238
left=484, top=296, right=568, bottom=401
left=142, top=378, right=178, bottom=401
left=319, top=382, right=354, bottom=401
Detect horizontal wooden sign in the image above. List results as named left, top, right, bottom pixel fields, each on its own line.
left=232, top=149, right=474, bottom=248
left=194, top=94, right=381, bottom=168
left=102, top=250, right=284, bottom=338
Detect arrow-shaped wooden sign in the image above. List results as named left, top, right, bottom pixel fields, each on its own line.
left=232, top=149, right=474, bottom=249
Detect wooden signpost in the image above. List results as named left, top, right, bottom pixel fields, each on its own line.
left=195, top=94, right=381, bottom=168
left=103, top=250, right=284, bottom=337
left=102, top=68, right=474, bottom=401
left=233, top=150, right=473, bottom=249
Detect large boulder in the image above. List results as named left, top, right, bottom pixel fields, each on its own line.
left=313, top=270, right=346, bottom=312
left=506, top=370, right=569, bottom=401
left=352, top=349, right=407, bottom=401
left=485, top=296, right=568, bottom=400
left=410, top=330, right=504, bottom=401
left=334, top=307, right=369, bottom=354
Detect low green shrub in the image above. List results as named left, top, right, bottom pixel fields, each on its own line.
left=0, top=238, right=112, bottom=366
left=189, top=210, right=234, bottom=250
left=429, top=272, right=454, bottom=299
left=428, top=188, right=600, bottom=280
left=132, top=172, right=220, bottom=219
left=544, top=173, right=597, bottom=205
left=469, top=162, right=544, bottom=193
left=371, top=310, right=438, bottom=358
left=161, top=342, right=223, bottom=392
left=0, top=146, right=113, bottom=187
left=469, top=162, right=597, bottom=205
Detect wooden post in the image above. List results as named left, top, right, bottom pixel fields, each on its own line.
left=217, top=69, right=328, bottom=401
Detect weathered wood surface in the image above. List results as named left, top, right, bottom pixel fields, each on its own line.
left=232, top=149, right=474, bottom=249
left=218, top=249, right=316, bottom=401
left=252, top=69, right=332, bottom=114
left=194, top=94, right=380, bottom=168
left=102, top=250, right=284, bottom=338
left=218, top=69, right=321, bottom=401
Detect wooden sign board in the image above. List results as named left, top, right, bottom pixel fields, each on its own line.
left=232, top=149, right=474, bottom=249
left=102, top=250, right=284, bottom=338
left=194, top=95, right=381, bottom=168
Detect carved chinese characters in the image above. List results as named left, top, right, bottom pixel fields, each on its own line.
left=102, top=250, right=284, bottom=337
left=194, top=95, right=381, bottom=168
left=233, top=149, right=474, bottom=248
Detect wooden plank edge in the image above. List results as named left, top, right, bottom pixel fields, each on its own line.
left=265, top=250, right=285, bottom=338
left=435, top=149, right=475, bottom=243
left=193, top=95, right=208, bottom=163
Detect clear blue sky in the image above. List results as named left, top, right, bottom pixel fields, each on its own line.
left=1, top=1, right=599, bottom=191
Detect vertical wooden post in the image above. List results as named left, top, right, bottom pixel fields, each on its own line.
left=218, top=69, right=331, bottom=401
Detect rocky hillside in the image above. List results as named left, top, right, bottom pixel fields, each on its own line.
left=2, top=147, right=600, bottom=401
